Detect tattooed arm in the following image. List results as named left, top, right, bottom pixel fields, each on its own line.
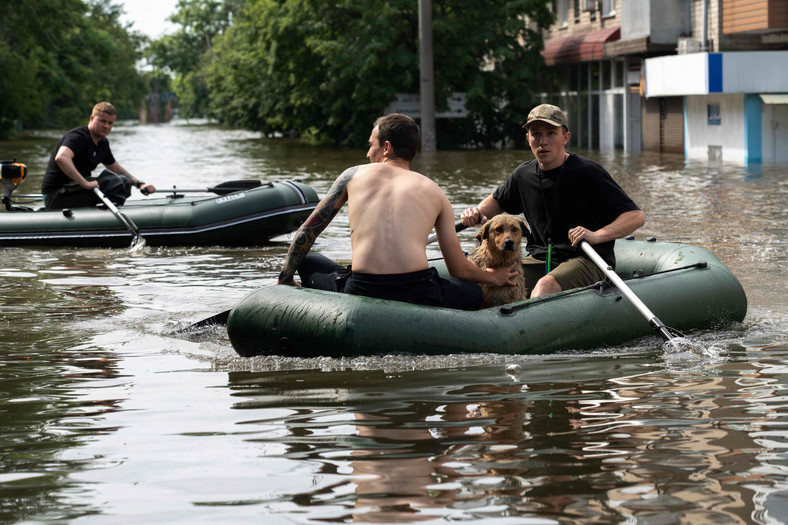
left=277, top=167, right=358, bottom=285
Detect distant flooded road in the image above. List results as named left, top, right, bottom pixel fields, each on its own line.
left=1, top=120, right=786, bottom=524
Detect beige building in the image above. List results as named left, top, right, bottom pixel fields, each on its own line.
left=537, top=0, right=788, bottom=163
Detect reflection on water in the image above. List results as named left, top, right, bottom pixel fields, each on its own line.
left=224, top=349, right=788, bottom=523
left=1, top=121, right=787, bottom=523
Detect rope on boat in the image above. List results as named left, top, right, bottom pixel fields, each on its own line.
left=498, top=260, right=708, bottom=316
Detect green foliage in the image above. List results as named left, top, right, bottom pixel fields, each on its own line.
left=147, top=0, right=241, bottom=119
left=203, top=0, right=419, bottom=146
left=151, top=0, right=552, bottom=148
left=0, top=0, right=147, bottom=136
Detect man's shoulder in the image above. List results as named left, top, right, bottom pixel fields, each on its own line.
left=516, top=158, right=538, bottom=170
left=509, top=159, right=539, bottom=180
left=568, top=153, right=606, bottom=172
left=61, top=126, right=92, bottom=146
left=64, top=126, right=90, bottom=138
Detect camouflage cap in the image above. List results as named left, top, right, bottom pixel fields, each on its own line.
left=523, top=104, right=569, bottom=131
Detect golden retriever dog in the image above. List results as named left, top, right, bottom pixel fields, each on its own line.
left=468, top=214, right=530, bottom=307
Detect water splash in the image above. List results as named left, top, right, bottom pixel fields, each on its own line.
left=662, top=336, right=727, bottom=363
left=663, top=336, right=711, bottom=356
left=505, top=363, right=521, bottom=382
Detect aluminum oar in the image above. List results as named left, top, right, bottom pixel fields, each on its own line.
left=92, top=187, right=146, bottom=252
left=580, top=240, right=679, bottom=341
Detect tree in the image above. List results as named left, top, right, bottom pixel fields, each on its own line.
left=0, top=0, right=147, bottom=136
left=152, top=0, right=552, bottom=148
left=146, top=0, right=241, bottom=119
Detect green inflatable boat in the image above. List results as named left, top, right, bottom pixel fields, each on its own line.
left=227, top=239, right=747, bottom=357
left=0, top=180, right=319, bottom=247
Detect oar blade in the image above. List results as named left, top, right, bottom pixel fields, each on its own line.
left=173, top=309, right=231, bottom=335
left=209, top=180, right=262, bottom=195
left=129, top=235, right=147, bottom=253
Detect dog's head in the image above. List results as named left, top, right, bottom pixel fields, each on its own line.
left=476, top=214, right=531, bottom=253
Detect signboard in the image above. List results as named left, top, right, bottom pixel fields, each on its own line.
left=707, top=103, right=721, bottom=126
left=385, top=93, right=468, bottom=118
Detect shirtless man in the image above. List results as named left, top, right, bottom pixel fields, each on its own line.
left=276, top=113, right=517, bottom=310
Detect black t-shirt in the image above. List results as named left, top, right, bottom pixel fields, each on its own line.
left=492, top=153, right=640, bottom=268
left=42, top=126, right=116, bottom=193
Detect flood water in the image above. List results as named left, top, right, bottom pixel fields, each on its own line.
left=1, top=120, right=787, bottom=524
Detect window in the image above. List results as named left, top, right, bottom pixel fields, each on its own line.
left=601, top=0, right=615, bottom=17
left=555, top=0, right=569, bottom=27
left=573, top=0, right=580, bottom=22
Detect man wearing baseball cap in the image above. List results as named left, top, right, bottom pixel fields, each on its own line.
left=460, top=103, right=645, bottom=298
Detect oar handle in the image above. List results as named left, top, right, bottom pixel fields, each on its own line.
left=427, top=220, right=468, bottom=244
left=580, top=240, right=675, bottom=341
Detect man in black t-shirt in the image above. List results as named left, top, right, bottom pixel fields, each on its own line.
left=42, top=102, right=156, bottom=210
left=461, top=104, right=645, bottom=298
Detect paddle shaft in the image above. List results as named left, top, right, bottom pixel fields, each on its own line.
left=92, top=187, right=145, bottom=249
left=164, top=186, right=253, bottom=194
left=426, top=220, right=468, bottom=244
left=14, top=180, right=264, bottom=200
left=580, top=240, right=676, bottom=341
left=163, top=180, right=263, bottom=195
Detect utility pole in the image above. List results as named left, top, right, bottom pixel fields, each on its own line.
left=418, top=0, right=436, bottom=152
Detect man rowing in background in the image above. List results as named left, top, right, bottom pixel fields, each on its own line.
left=42, top=102, right=157, bottom=209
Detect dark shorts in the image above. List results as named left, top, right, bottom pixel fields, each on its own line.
left=44, top=171, right=131, bottom=210
left=298, top=253, right=483, bottom=311
left=522, top=255, right=606, bottom=294
left=44, top=181, right=101, bottom=210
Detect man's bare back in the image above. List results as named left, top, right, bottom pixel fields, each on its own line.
left=347, top=163, right=444, bottom=274
left=277, top=113, right=517, bottom=302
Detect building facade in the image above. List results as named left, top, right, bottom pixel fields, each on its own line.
left=538, top=0, right=788, bottom=163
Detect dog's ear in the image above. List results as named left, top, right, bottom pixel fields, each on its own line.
left=476, top=221, right=491, bottom=244
left=518, top=219, right=532, bottom=243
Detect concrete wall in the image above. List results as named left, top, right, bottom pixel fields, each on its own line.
left=622, top=0, right=690, bottom=43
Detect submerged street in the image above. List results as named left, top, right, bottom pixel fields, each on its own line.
left=1, top=120, right=787, bottom=523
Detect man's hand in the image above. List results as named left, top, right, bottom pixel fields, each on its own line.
left=460, top=207, right=486, bottom=227
left=139, top=183, right=156, bottom=195
left=486, top=264, right=519, bottom=287
left=277, top=279, right=302, bottom=287
left=81, top=179, right=100, bottom=190
left=568, top=226, right=601, bottom=247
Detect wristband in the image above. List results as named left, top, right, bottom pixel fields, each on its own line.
left=135, top=181, right=145, bottom=189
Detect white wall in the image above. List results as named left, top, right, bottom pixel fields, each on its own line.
left=646, top=54, right=709, bottom=97
left=645, top=51, right=788, bottom=97
left=685, top=94, right=746, bottom=162
left=723, top=52, right=788, bottom=93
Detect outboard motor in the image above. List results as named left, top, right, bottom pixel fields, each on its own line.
left=1, top=158, right=31, bottom=211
